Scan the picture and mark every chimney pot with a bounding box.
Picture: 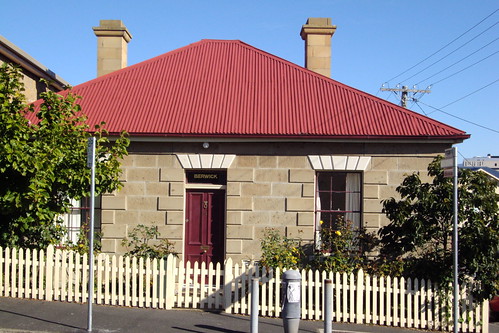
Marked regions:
[300,18,336,77]
[93,20,132,77]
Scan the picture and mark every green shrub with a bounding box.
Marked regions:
[121,224,178,260]
[365,256,405,277]
[259,219,378,274]
[259,228,303,270]
[309,217,377,273]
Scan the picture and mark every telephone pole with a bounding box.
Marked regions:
[380,85,431,108]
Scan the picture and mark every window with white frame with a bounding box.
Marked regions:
[61,197,101,245]
[315,172,362,243]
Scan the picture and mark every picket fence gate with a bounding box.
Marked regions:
[0,245,489,332]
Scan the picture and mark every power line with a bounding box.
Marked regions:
[437,78,499,110]
[458,150,472,164]
[416,39,498,86]
[417,99,499,134]
[428,50,498,86]
[414,100,428,115]
[400,20,498,83]
[385,9,498,83]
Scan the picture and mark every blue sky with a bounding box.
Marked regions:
[2,1,498,162]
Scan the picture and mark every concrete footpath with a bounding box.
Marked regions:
[0,297,495,333]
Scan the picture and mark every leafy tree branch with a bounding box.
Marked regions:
[379,156,499,302]
[0,63,129,248]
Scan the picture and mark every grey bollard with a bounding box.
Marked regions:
[251,277,259,333]
[281,270,301,333]
[324,279,332,333]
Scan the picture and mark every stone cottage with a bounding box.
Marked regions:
[49,19,469,264]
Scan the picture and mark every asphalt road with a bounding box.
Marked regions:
[0,297,496,333]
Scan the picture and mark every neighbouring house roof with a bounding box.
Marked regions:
[0,35,69,91]
[35,39,469,142]
[461,166,499,182]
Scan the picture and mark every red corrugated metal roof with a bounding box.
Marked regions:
[35,39,469,141]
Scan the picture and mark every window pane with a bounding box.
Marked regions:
[317,212,344,228]
[331,192,346,211]
[317,173,331,192]
[331,172,346,191]
[318,191,332,211]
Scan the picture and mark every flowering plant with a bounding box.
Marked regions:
[259,228,303,270]
[310,216,376,273]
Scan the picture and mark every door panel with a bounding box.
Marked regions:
[185,190,225,266]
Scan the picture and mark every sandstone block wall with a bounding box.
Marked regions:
[364,155,435,232]
[226,156,315,262]
[99,147,438,264]
[101,154,184,254]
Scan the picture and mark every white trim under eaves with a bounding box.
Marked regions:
[308,155,371,171]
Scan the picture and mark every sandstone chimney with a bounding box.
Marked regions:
[300,18,336,77]
[93,20,132,77]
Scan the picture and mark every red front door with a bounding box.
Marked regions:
[185,190,225,266]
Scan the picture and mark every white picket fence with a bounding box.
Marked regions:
[0,245,489,332]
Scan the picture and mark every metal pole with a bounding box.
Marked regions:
[87,137,96,332]
[324,279,332,333]
[452,146,459,333]
[251,277,259,333]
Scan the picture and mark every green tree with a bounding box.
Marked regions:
[0,63,129,249]
[379,156,499,302]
